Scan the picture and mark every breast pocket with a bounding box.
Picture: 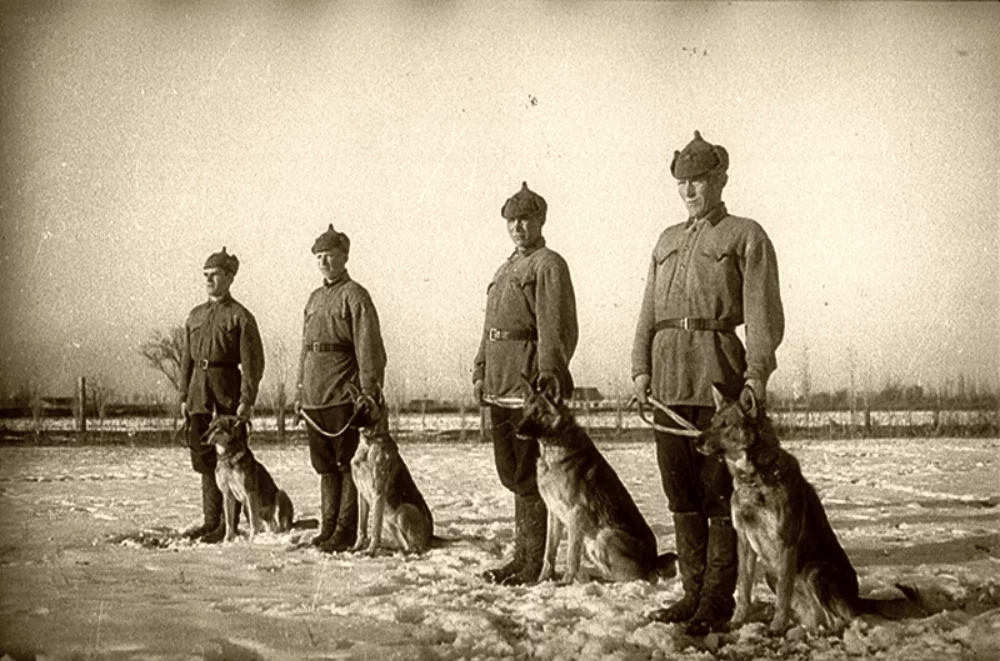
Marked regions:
[698,248,741,290]
[515,275,537,311]
[653,247,680,280]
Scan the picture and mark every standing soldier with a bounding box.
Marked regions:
[295,224,387,553]
[474,182,579,586]
[180,247,266,544]
[632,131,784,634]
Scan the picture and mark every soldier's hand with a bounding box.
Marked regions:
[740,378,767,411]
[292,399,303,426]
[633,375,651,405]
[180,401,189,419]
[236,402,253,420]
[537,371,562,400]
[473,379,485,406]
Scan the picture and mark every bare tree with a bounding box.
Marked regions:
[266,335,294,440]
[139,326,185,394]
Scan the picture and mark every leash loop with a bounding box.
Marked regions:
[631,395,703,438]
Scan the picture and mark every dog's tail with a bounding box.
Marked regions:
[855,583,929,620]
[649,551,679,583]
[276,490,295,533]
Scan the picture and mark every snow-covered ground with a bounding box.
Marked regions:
[1,437,998,660]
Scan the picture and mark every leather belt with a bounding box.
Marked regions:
[305,342,353,352]
[488,328,538,342]
[654,318,737,332]
[198,359,238,370]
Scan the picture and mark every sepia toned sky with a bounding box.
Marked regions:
[0,2,997,403]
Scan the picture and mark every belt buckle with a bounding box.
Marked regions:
[489,329,501,341]
[311,342,322,352]
[200,359,210,369]
[681,317,692,331]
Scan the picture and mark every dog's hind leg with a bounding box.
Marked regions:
[392,504,432,554]
[538,513,563,582]
[275,491,294,533]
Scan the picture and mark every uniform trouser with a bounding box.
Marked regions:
[188,412,229,474]
[305,404,360,475]
[488,406,541,497]
[654,406,733,518]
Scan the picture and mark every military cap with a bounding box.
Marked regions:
[670,130,729,180]
[203,246,239,275]
[501,182,547,221]
[311,224,351,255]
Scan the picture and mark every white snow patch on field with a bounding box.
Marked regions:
[0,438,998,660]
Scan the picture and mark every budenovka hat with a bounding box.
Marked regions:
[203,246,239,275]
[311,224,350,254]
[501,182,547,221]
[670,130,729,179]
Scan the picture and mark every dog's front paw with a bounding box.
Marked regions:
[350,537,368,553]
[537,564,556,582]
[731,605,750,626]
[767,615,790,637]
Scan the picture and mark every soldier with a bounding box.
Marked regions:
[632,131,784,634]
[179,247,266,544]
[295,224,387,553]
[474,182,579,586]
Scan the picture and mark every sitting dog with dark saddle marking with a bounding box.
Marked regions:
[350,400,434,556]
[204,415,294,543]
[517,377,677,584]
[696,385,927,634]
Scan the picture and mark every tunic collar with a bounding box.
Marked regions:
[686,202,728,230]
[511,236,546,259]
[323,270,350,288]
[207,292,233,305]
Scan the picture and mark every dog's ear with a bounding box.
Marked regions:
[711,384,727,411]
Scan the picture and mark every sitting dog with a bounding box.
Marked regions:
[517,377,677,584]
[204,415,294,543]
[350,402,434,556]
[696,385,925,633]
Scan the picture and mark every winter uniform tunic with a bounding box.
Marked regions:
[296,271,386,410]
[180,293,265,416]
[473,238,578,403]
[631,202,784,407]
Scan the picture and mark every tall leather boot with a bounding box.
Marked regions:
[649,512,708,623]
[311,473,341,547]
[503,494,547,586]
[482,496,526,584]
[184,473,222,539]
[321,470,358,553]
[685,517,738,636]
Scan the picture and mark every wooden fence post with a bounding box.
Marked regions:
[459,402,467,443]
[276,382,286,442]
[76,377,87,433]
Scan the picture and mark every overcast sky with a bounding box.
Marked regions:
[1,2,997,404]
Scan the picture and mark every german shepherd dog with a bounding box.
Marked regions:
[517,378,677,584]
[696,385,925,633]
[350,404,434,556]
[204,415,294,543]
